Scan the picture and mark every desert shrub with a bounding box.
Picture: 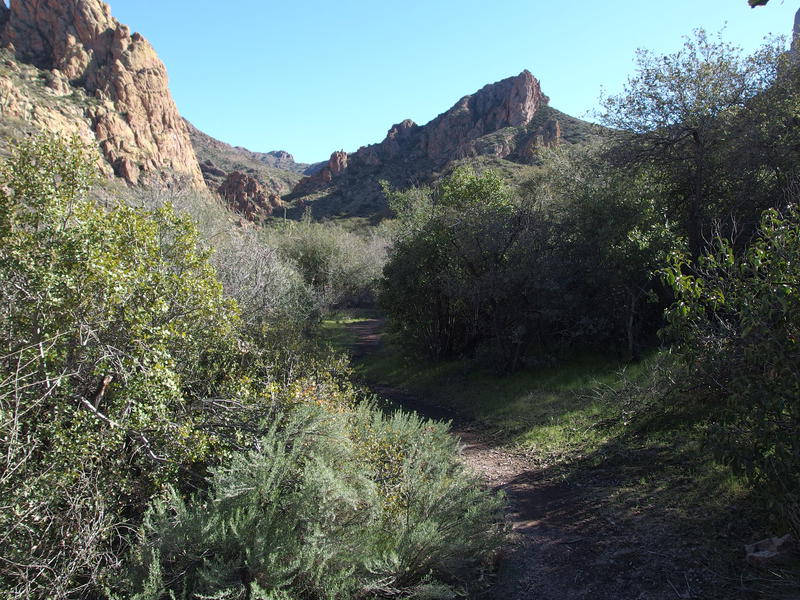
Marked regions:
[268,214,387,310]
[211,230,325,379]
[213,231,316,330]
[663,202,800,527]
[119,403,505,600]
[347,404,506,595]
[120,406,376,600]
[0,135,504,599]
[380,162,673,370]
[0,135,246,599]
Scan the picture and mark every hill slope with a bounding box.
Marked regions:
[185,119,321,195]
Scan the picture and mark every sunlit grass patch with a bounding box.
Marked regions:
[319,309,381,351]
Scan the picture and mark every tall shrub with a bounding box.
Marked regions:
[663,202,800,525]
[0,136,243,598]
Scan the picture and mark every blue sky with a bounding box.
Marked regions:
[106,0,798,164]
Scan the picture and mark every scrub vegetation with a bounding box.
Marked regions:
[2,18,800,600]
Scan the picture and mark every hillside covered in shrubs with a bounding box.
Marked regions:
[0,136,504,600]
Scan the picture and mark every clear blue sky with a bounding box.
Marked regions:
[106,0,798,164]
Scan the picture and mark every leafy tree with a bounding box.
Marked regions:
[663,201,800,524]
[382,167,539,367]
[381,161,674,369]
[529,144,677,359]
[601,31,784,256]
[0,135,245,598]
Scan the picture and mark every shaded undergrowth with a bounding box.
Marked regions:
[326,313,799,599]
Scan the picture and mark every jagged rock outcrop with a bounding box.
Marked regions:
[423,70,547,163]
[289,70,549,199]
[0,0,203,187]
[292,150,349,196]
[219,171,282,222]
[520,116,561,160]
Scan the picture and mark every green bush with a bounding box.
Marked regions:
[0,135,505,599]
[663,203,800,527]
[380,162,673,370]
[268,214,387,310]
[0,136,245,598]
[119,403,505,600]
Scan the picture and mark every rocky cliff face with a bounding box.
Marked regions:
[0,48,108,169]
[0,0,203,187]
[422,70,548,163]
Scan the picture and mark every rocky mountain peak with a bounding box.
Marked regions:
[287,70,550,201]
[0,0,203,187]
[472,69,545,128]
[387,119,418,141]
[424,69,548,163]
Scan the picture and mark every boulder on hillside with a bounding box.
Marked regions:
[219,171,282,223]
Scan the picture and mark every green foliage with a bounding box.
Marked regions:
[381,159,673,370]
[119,404,505,600]
[267,213,387,310]
[663,203,800,524]
[0,135,504,600]
[601,30,792,255]
[382,167,532,367]
[530,143,678,358]
[0,135,245,598]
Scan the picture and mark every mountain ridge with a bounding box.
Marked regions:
[0,0,598,223]
[285,71,599,219]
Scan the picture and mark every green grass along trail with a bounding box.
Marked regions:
[343,317,771,600]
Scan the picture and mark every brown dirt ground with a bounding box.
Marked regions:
[346,319,795,600]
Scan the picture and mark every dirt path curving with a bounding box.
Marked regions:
[346,319,761,600]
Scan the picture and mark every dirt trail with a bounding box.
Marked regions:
[346,319,760,600]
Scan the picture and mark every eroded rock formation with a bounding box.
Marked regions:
[219,171,282,222]
[0,0,203,187]
[423,70,548,163]
[292,150,349,196]
[520,116,561,160]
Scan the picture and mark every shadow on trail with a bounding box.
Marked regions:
[343,317,785,600]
